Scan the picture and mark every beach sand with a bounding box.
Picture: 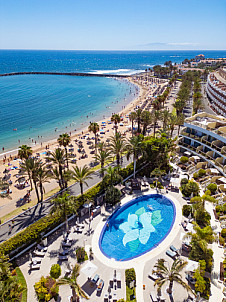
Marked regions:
[0,75,173,221]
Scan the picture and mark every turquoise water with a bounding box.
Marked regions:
[99,194,175,261]
[0,75,137,152]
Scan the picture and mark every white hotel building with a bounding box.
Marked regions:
[206,67,226,117]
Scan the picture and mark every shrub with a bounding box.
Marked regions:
[193,172,199,179]
[182,205,193,217]
[190,196,202,204]
[50,264,61,279]
[34,276,59,302]
[219,236,225,246]
[76,247,88,263]
[204,190,211,196]
[181,180,200,197]
[198,169,206,177]
[195,208,211,227]
[105,187,121,205]
[125,268,136,287]
[206,183,217,195]
[221,229,226,238]
[180,178,188,186]
[180,156,189,164]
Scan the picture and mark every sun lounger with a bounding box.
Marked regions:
[33,250,45,257]
[31,258,41,264]
[62,241,72,248]
[75,222,85,228]
[150,290,158,302]
[104,293,108,302]
[97,279,104,291]
[37,244,48,252]
[166,249,177,259]
[73,227,83,233]
[91,274,99,283]
[112,293,117,302]
[59,249,69,256]
[170,245,179,254]
[30,262,41,270]
[59,255,68,261]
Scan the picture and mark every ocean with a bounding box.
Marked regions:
[0,50,226,153]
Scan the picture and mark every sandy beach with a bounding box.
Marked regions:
[0,75,172,221]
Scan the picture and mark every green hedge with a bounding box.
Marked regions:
[0,214,61,256]
[0,159,144,257]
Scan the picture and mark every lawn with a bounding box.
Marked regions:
[126,285,136,302]
[15,267,27,302]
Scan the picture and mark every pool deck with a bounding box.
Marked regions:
[18,188,192,302]
[92,189,183,302]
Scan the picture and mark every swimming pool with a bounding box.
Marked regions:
[99,194,176,261]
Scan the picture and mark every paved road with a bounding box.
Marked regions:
[0,156,133,243]
[201,82,216,115]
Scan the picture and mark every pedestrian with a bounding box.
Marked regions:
[8,223,12,233]
[12,219,15,228]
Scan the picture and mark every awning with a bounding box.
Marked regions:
[209,168,219,174]
[218,177,226,184]
[81,261,97,278]
[184,151,191,156]
[185,260,199,272]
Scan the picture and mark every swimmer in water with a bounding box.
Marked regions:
[147,205,153,211]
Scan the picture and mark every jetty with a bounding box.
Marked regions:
[0,71,129,78]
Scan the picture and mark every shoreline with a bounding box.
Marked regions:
[0,76,142,162]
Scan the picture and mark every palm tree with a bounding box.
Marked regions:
[135,109,142,133]
[57,133,71,168]
[151,110,161,137]
[109,132,126,167]
[126,135,144,178]
[94,142,112,178]
[168,113,178,138]
[50,192,76,233]
[57,264,88,302]
[141,110,151,135]
[161,110,170,132]
[18,145,32,160]
[36,164,51,202]
[153,258,192,295]
[20,158,33,190]
[129,111,137,136]
[176,113,185,135]
[88,122,100,154]
[47,148,66,190]
[71,165,93,196]
[111,114,121,134]
[0,178,10,199]
[173,98,185,115]
[150,168,164,190]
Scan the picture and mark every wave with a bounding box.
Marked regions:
[89,69,142,76]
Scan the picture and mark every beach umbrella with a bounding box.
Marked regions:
[81,261,98,278]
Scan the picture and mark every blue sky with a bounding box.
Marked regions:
[1,0,226,50]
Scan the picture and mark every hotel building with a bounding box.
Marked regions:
[178,113,226,177]
[206,67,226,117]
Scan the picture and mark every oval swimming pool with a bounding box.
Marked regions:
[99,194,176,261]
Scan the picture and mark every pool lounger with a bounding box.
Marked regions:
[166,249,177,258]
[150,290,158,302]
[170,245,178,253]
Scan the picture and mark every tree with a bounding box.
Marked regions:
[150,168,164,189]
[151,110,161,137]
[47,148,66,190]
[135,109,142,133]
[57,264,88,302]
[51,192,76,233]
[58,133,71,168]
[71,165,93,196]
[111,114,121,134]
[0,255,25,301]
[104,166,122,205]
[18,145,32,160]
[94,142,111,178]
[173,98,185,115]
[153,258,192,295]
[141,110,151,135]
[129,111,137,136]
[126,135,144,178]
[109,132,126,167]
[168,113,178,138]
[0,178,11,199]
[36,163,51,202]
[177,113,185,135]
[20,158,33,190]
[161,109,170,132]
[88,122,100,154]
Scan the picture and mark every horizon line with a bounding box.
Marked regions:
[0,49,226,52]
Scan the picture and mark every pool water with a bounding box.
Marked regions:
[99,194,175,261]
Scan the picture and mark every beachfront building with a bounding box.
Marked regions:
[178,112,226,177]
[206,67,226,117]
[195,54,205,62]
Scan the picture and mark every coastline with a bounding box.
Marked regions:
[0,76,142,162]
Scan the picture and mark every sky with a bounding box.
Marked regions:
[1,0,226,50]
